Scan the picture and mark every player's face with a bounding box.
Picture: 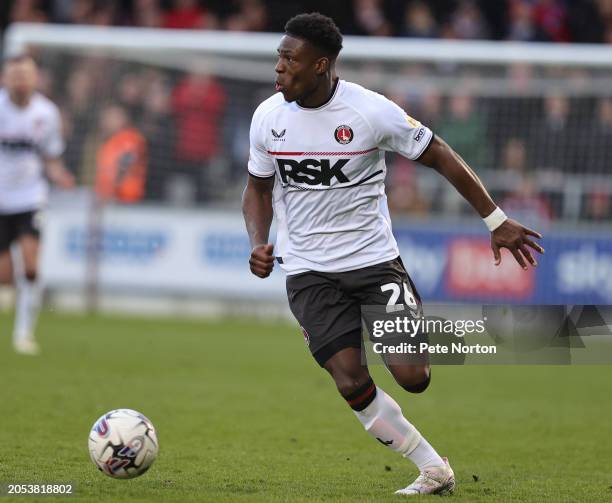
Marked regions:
[275,35,322,103]
[3,58,38,100]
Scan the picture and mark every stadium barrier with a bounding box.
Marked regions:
[41,203,612,306]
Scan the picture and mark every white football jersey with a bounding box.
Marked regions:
[248,80,433,275]
[0,89,64,214]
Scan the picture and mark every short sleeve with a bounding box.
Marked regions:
[247,107,275,178]
[367,93,433,160]
[40,105,65,159]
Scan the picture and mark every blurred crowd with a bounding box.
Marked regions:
[2,0,611,224]
[385,90,612,225]
[33,50,611,224]
[2,0,612,43]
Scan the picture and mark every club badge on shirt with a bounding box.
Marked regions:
[334,125,353,144]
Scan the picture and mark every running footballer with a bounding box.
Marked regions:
[0,55,74,355]
[242,13,543,496]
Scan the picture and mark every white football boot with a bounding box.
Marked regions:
[395,457,455,496]
[13,336,40,356]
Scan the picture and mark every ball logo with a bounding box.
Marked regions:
[119,437,144,458]
[334,125,353,144]
[95,418,110,437]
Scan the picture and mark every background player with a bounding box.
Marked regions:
[0,54,74,355]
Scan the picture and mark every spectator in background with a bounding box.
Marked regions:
[595,0,612,41]
[488,63,539,161]
[498,139,554,226]
[95,104,147,203]
[64,0,96,24]
[495,137,537,206]
[603,21,612,43]
[583,97,612,174]
[171,68,226,202]
[399,1,438,38]
[566,0,605,43]
[450,0,489,39]
[117,72,145,123]
[130,0,163,28]
[49,0,73,23]
[162,0,218,29]
[90,1,121,26]
[506,0,537,41]
[502,175,553,227]
[437,94,488,168]
[533,0,570,42]
[10,0,48,23]
[386,158,431,216]
[500,137,528,177]
[139,70,175,201]
[224,0,267,31]
[506,0,570,42]
[584,190,611,221]
[417,92,442,131]
[54,0,122,25]
[531,94,575,172]
[60,64,96,179]
[352,0,392,36]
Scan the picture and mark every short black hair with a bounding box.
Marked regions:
[285,13,343,60]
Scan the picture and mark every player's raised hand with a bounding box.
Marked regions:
[491,219,544,270]
[249,243,275,278]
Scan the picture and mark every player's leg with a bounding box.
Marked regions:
[383,355,431,392]
[0,248,15,324]
[0,214,15,284]
[287,271,416,450]
[0,250,13,284]
[320,340,453,496]
[366,261,432,393]
[320,344,426,460]
[12,212,42,354]
[345,259,454,495]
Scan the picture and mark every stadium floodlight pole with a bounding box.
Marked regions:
[5,23,612,68]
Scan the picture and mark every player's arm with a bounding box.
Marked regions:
[45,157,75,189]
[42,105,75,190]
[418,135,544,269]
[242,175,275,278]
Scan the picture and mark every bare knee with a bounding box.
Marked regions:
[330,365,371,397]
[24,269,37,282]
[323,347,372,398]
[390,365,431,394]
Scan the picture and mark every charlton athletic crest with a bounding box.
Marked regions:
[334,125,353,144]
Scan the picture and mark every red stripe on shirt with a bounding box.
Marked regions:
[266,147,378,156]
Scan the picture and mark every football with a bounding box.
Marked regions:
[88,409,159,479]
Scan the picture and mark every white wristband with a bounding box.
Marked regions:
[483,207,507,232]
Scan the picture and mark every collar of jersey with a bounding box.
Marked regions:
[295,79,341,111]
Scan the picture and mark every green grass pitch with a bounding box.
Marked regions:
[0,311,611,502]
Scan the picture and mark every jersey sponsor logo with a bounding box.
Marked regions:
[334,125,353,144]
[0,137,36,152]
[276,158,350,186]
[271,128,286,141]
[414,128,425,143]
